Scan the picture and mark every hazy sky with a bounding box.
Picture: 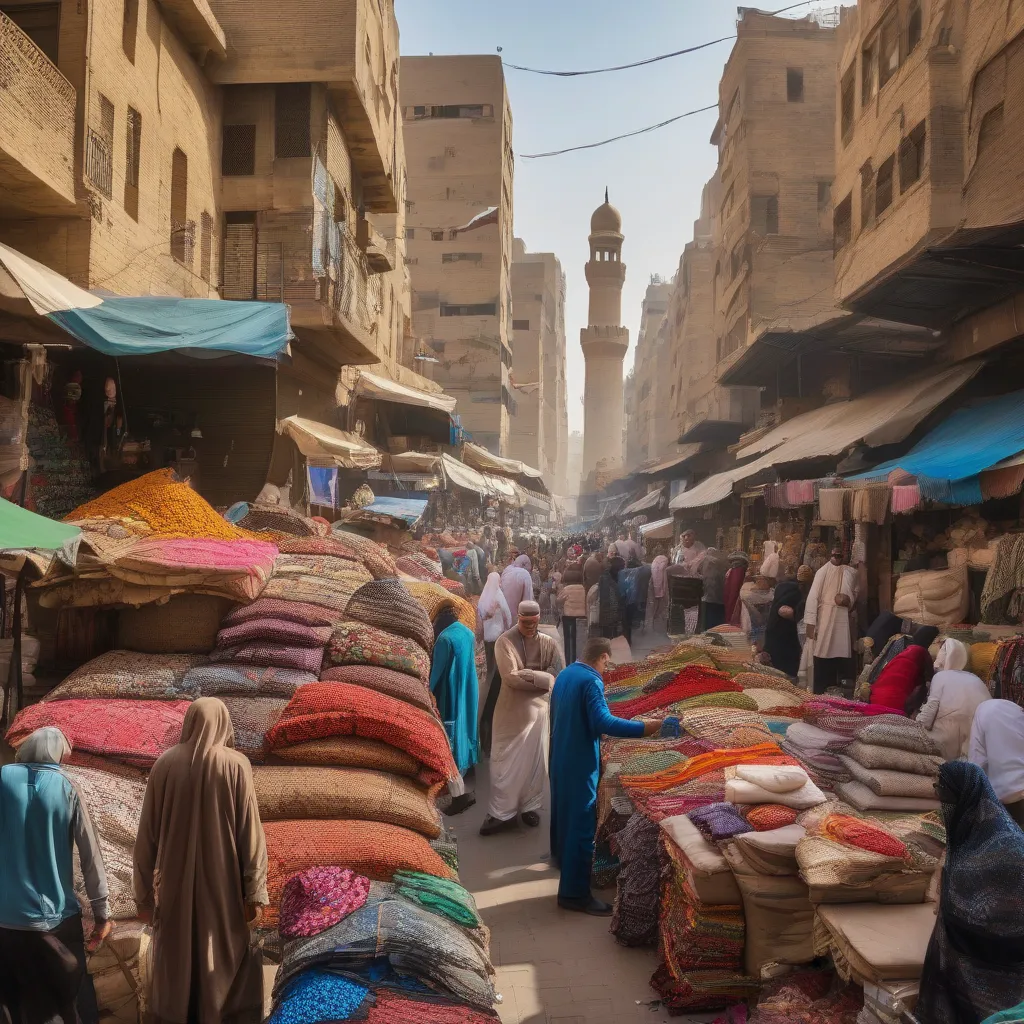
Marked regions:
[395,0,827,432]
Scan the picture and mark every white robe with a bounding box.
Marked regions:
[488,627,565,821]
[803,562,858,660]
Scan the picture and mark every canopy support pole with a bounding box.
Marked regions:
[2,567,25,728]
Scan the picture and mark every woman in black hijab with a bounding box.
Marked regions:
[763,577,805,677]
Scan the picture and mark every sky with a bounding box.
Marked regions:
[395,0,833,432]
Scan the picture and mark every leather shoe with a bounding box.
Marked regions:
[479,814,516,836]
[444,793,476,817]
[521,811,541,827]
[558,896,613,916]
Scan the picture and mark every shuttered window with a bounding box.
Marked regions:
[223,214,256,300]
[275,84,311,158]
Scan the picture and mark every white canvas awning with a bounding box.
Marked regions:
[354,370,457,414]
[440,453,491,496]
[621,488,664,516]
[278,416,382,471]
[639,517,675,540]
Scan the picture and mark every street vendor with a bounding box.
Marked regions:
[803,544,859,694]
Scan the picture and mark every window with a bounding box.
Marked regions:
[404,104,494,120]
[274,83,311,158]
[122,0,138,61]
[200,211,212,283]
[834,193,853,252]
[170,147,190,265]
[86,94,114,198]
[441,252,483,264]
[430,230,443,242]
[405,227,415,239]
[124,106,142,220]
[875,154,895,215]
[879,9,900,89]
[751,195,778,235]
[4,3,59,63]
[222,124,256,176]
[862,40,878,107]
[512,319,530,331]
[223,212,257,300]
[448,228,458,240]
[860,161,874,229]
[899,119,926,190]
[787,67,804,102]
[840,64,856,143]
[907,1,922,54]
[440,303,497,317]
[817,180,832,212]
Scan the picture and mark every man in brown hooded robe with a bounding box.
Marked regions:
[133,698,268,1024]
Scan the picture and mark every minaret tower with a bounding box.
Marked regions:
[580,189,628,493]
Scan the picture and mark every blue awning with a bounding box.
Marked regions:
[49,297,291,358]
[360,496,429,525]
[849,389,1024,503]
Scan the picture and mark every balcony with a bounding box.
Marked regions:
[0,10,77,217]
[356,217,396,274]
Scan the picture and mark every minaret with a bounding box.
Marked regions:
[580,189,628,493]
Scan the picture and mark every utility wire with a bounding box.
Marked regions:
[520,104,718,159]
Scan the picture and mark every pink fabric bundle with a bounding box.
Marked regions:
[210,643,324,673]
[217,618,331,649]
[7,699,189,767]
[222,598,340,629]
[279,867,371,938]
[118,537,279,572]
[786,479,816,505]
[890,484,922,513]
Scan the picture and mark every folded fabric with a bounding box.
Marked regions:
[266,682,459,783]
[742,689,805,713]
[725,774,826,810]
[843,740,943,776]
[222,597,341,629]
[836,780,941,812]
[217,618,331,649]
[786,721,851,751]
[319,664,435,714]
[260,575,364,613]
[658,815,731,876]
[852,715,941,755]
[392,870,483,929]
[41,651,204,702]
[796,834,909,888]
[276,536,364,563]
[210,642,324,674]
[735,764,809,794]
[181,664,315,699]
[328,528,399,579]
[687,802,753,842]
[252,766,441,838]
[326,622,430,681]
[819,814,910,861]
[278,867,371,939]
[403,581,477,631]
[344,578,435,654]
[269,736,421,777]
[269,968,370,1024]
[219,696,288,762]
[836,756,939,799]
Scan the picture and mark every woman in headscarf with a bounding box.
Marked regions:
[917,761,1024,1024]
[500,553,534,618]
[430,606,479,814]
[869,625,939,713]
[588,556,623,639]
[763,572,805,677]
[724,550,749,626]
[133,698,268,1024]
[0,728,111,1024]
[477,571,513,756]
[646,547,670,631]
[970,699,1024,826]
[739,554,779,650]
[699,547,728,629]
[915,638,992,760]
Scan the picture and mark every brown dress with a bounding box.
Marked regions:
[134,698,268,1024]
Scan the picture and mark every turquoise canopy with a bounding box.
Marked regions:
[0,498,81,564]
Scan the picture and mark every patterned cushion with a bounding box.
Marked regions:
[42,651,205,702]
[276,537,363,562]
[326,622,429,681]
[222,598,340,629]
[182,664,315,699]
[219,696,289,762]
[269,736,420,777]
[330,528,398,579]
[319,664,436,714]
[217,618,331,649]
[344,578,435,654]
[209,643,324,674]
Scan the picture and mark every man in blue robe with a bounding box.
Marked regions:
[430,607,479,816]
[549,637,663,915]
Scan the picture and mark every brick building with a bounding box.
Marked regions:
[400,55,515,456]
[624,278,671,470]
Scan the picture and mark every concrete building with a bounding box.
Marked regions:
[833,1,1024,366]
[707,10,839,406]
[580,192,628,494]
[509,239,567,490]
[400,54,515,455]
[625,278,671,470]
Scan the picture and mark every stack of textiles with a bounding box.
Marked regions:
[833,716,942,813]
[679,707,781,749]
[743,969,865,1024]
[781,721,854,788]
[705,624,751,649]
[800,696,902,736]
[724,764,827,811]
[651,817,757,1014]
[610,813,662,947]
[25,401,95,518]
[611,666,740,718]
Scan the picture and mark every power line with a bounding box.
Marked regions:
[519,104,718,160]
[503,36,735,77]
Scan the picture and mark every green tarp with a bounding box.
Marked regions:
[0,497,81,564]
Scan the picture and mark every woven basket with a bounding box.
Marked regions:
[319,664,436,714]
[252,765,441,837]
[116,595,232,654]
[269,736,420,777]
[345,578,435,654]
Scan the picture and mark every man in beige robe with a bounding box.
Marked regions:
[134,698,268,1024]
[480,600,565,835]
[803,545,859,695]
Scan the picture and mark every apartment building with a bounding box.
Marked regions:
[400,55,515,456]
[508,240,567,489]
[709,11,839,391]
[625,279,671,470]
[833,1,1024,363]
[0,0,225,299]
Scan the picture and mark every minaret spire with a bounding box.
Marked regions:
[605,186,609,204]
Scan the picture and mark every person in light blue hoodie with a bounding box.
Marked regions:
[0,726,111,1024]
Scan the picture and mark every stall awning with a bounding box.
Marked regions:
[0,243,291,358]
[441,453,491,496]
[671,361,982,511]
[278,416,383,470]
[461,441,547,491]
[621,488,664,516]
[485,474,520,504]
[848,388,1024,504]
[515,483,552,513]
[353,370,457,414]
[0,497,81,570]
[636,445,704,476]
[639,517,675,540]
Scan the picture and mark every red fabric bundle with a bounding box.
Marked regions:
[366,992,500,1022]
[611,666,740,719]
[266,682,458,782]
[742,803,799,831]
[820,814,911,860]
[319,664,436,714]
[869,646,931,712]
[222,598,339,629]
[7,699,189,767]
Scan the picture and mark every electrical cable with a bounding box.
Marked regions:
[519,104,718,159]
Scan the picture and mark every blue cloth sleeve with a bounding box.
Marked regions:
[584,679,645,739]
